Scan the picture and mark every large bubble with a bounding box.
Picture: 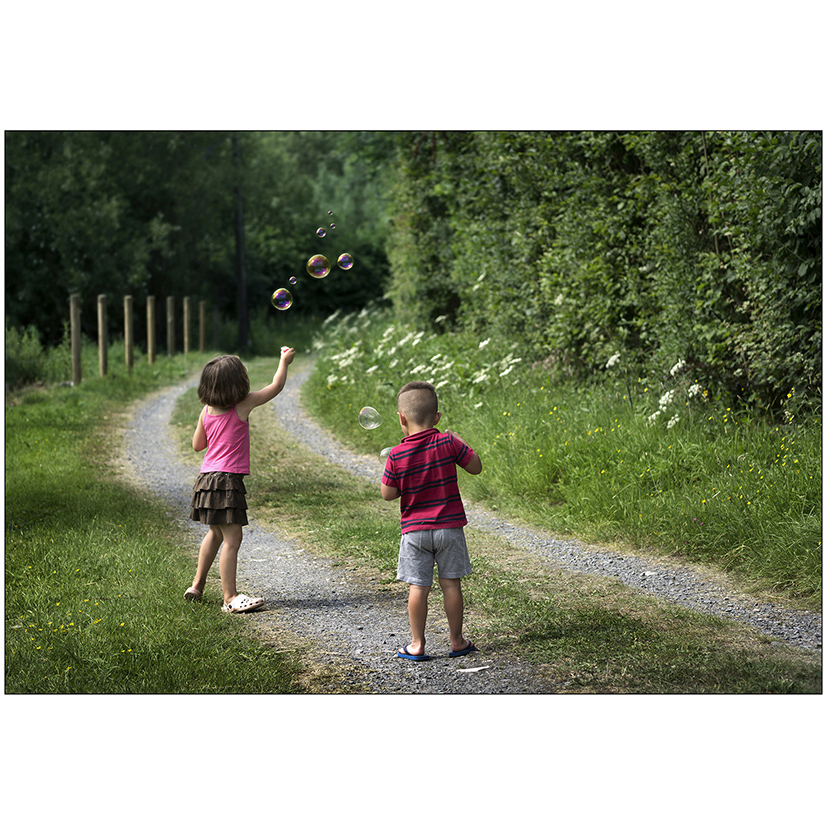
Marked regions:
[358,406,382,429]
[380,446,393,460]
[306,254,331,279]
[271,288,293,310]
[337,252,354,270]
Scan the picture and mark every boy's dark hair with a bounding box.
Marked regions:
[198,355,250,408]
[398,380,438,426]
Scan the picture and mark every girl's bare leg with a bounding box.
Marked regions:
[217,523,243,605]
[191,526,222,593]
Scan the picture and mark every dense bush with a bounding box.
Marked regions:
[5,323,72,389]
[386,131,822,413]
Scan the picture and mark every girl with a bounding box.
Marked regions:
[185,346,295,612]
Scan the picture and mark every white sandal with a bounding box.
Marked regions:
[221,593,264,613]
[184,587,202,601]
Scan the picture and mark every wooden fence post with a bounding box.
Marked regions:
[70,294,82,386]
[167,296,175,356]
[199,300,206,353]
[124,295,134,371]
[147,296,156,365]
[97,294,108,377]
[183,296,192,355]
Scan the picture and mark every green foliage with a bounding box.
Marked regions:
[5,131,394,351]
[385,131,822,412]
[5,322,72,389]
[305,306,822,605]
[4,353,303,694]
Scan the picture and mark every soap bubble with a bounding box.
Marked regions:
[289,276,297,284]
[330,223,336,230]
[316,227,326,238]
[358,406,382,429]
[306,254,331,278]
[271,288,293,310]
[380,446,393,460]
[328,210,334,215]
[337,252,354,270]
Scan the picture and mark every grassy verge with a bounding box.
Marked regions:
[166,358,822,693]
[303,305,822,608]
[4,349,305,694]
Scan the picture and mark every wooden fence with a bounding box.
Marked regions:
[69,294,209,385]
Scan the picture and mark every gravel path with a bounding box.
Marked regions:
[122,364,821,694]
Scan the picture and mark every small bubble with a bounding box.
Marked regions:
[306,255,331,279]
[330,223,336,230]
[316,227,326,238]
[289,276,297,284]
[271,288,293,310]
[328,210,334,215]
[358,407,382,429]
[337,252,354,270]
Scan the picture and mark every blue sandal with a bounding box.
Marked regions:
[449,642,478,658]
[397,646,430,661]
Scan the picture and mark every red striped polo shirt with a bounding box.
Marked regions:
[382,428,476,534]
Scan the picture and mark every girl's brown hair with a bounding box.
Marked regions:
[197,355,250,408]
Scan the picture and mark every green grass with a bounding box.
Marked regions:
[5,347,305,694]
[304,305,822,607]
[164,358,822,693]
[6,313,822,694]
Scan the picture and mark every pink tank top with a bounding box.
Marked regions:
[200,406,250,475]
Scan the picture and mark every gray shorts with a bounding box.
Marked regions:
[396,528,472,588]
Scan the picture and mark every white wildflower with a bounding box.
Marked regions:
[499,365,514,377]
[435,379,450,389]
[670,359,687,377]
[365,365,378,374]
[479,338,490,350]
[667,414,680,429]
[412,364,427,373]
[388,359,399,369]
[554,293,564,306]
[687,383,702,398]
[474,401,484,408]
[434,315,447,324]
[606,352,621,369]
[658,390,675,409]
[648,410,662,422]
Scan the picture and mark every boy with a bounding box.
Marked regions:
[381,380,483,661]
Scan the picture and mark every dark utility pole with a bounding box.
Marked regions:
[232,133,250,350]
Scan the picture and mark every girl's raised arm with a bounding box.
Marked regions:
[238,347,296,417]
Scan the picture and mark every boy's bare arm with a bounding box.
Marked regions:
[445,429,483,475]
[463,453,483,475]
[381,483,400,501]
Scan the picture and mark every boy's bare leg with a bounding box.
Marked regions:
[439,577,472,652]
[405,585,430,655]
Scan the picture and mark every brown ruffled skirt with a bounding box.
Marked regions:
[190,471,248,526]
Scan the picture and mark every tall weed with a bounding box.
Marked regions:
[304,306,822,604]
